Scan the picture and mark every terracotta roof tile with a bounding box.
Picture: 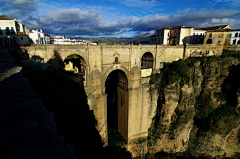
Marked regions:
[18,32,27,36]
[0,15,13,20]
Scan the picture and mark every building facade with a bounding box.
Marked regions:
[150,25,237,46]
[0,15,19,45]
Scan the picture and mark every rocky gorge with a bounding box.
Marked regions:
[146,50,240,158]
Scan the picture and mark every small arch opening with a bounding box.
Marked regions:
[141,52,153,69]
[64,54,86,75]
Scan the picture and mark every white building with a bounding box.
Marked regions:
[191,29,206,44]
[0,15,19,45]
[18,32,30,46]
[157,27,171,45]
[150,25,234,45]
[29,29,51,44]
[150,26,194,45]
[230,30,240,45]
[169,26,194,45]
[51,36,70,44]
[51,36,97,45]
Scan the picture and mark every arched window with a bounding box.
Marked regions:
[141,52,153,69]
[235,33,238,37]
[115,57,118,63]
[206,39,212,44]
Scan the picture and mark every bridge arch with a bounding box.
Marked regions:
[61,52,87,65]
[141,52,154,69]
[104,65,130,85]
[105,69,129,144]
[64,54,86,74]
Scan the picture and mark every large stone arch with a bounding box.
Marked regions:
[105,68,129,142]
[61,51,88,66]
[103,65,130,86]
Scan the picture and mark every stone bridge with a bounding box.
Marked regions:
[21,44,224,155]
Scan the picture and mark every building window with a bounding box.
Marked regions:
[218,41,220,44]
[238,40,240,44]
[239,33,240,37]
[235,33,238,37]
[161,33,163,36]
[115,57,118,63]
[209,33,212,37]
[21,37,23,40]
[229,34,231,37]
[158,33,159,36]
[206,39,212,44]
[233,39,236,44]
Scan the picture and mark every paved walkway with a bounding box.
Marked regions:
[0,45,76,159]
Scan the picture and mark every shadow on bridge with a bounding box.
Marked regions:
[19,50,132,159]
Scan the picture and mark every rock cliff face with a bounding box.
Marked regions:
[148,51,240,158]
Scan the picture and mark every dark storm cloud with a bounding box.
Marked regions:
[0,0,40,18]
[19,8,240,37]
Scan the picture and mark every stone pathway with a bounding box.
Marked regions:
[0,45,76,159]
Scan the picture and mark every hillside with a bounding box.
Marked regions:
[73,36,150,45]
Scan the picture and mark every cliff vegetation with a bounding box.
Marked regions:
[147,50,240,158]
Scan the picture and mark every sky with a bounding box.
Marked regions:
[0,0,240,38]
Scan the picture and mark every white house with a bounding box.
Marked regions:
[169,26,194,45]
[230,30,240,45]
[29,29,51,44]
[150,26,194,45]
[51,36,97,45]
[0,15,19,45]
[191,29,206,44]
[150,25,234,45]
[18,32,30,46]
[51,36,70,44]
[156,27,171,45]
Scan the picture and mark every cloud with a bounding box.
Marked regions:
[0,0,40,18]
[16,8,240,37]
[215,0,240,8]
[121,0,158,8]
